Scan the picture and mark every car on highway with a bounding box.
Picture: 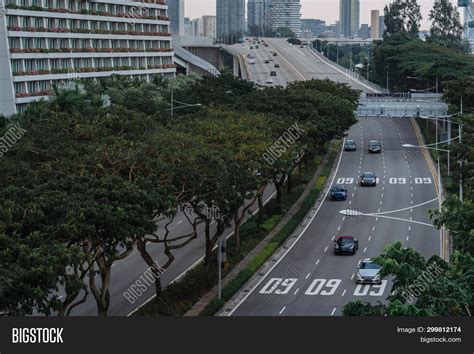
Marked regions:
[264,44,269,47]
[249,46,254,49]
[255,45,260,49]
[265,59,270,64]
[368,140,382,153]
[334,236,359,255]
[269,49,274,53]
[357,258,382,284]
[270,71,277,76]
[329,185,348,201]
[274,63,280,68]
[273,52,278,56]
[266,77,274,84]
[360,172,377,186]
[344,139,356,151]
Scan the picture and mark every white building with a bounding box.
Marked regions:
[370,9,380,39]
[0,0,176,116]
[202,15,216,39]
[268,0,302,37]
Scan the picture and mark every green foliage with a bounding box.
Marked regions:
[383,0,422,37]
[260,215,283,232]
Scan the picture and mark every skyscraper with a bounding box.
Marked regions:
[247,0,269,34]
[371,10,380,38]
[379,16,386,38]
[268,0,302,37]
[168,0,185,36]
[202,16,217,39]
[339,0,359,37]
[216,0,245,37]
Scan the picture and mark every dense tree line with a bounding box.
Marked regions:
[0,73,358,316]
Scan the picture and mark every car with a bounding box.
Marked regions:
[300,44,304,48]
[266,77,273,84]
[269,49,274,53]
[265,59,270,64]
[270,71,277,76]
[334,236,359,255]
[273,52,278,56]
[249,46,254,49]
[329,185,348,201]
[274,63,280,68]
[368,140,382,153]
[255,45,260,49]
[264,44,269,47]
[360,172,377,186]
[357,258,381,284]
[344,139,356,151]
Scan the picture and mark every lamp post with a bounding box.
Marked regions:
[406,76,439,94]
[168,87,202,116]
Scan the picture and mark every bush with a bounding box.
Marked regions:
[260,214,283,232]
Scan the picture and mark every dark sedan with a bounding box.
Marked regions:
[329,185,348,201]
[334,236,359,255]
[368,140,382,153]
[360,172,377,186]
[344,139,356,151]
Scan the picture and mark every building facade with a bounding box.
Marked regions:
[268,0,301,37]
[216,0,245,37]
[379,16,385,38]
[168,0,184,36]
[0,0,175,116]
[464,5,474,52]
[339,0,359,37]
[370,9,379,38]
[202,15,216,39]
[359,23,369,39]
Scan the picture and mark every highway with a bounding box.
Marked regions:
[225,38,441,316]
[73,38,440,316]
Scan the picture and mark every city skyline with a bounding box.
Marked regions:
[185,0,460,29]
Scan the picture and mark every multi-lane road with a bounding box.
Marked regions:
[225,38,441,316]
[72,38,440,316]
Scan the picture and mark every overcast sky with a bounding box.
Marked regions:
[185,0,461,30]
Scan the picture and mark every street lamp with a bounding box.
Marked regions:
[167,87,202,116]
[406,76,439,94]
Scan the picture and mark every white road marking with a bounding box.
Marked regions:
[279,306,286,315]
[331,307,337,316]
[337,226,341,231]
[406,236,410,241]
[357,259,361,266]
[349,201,352,205]
[363,247,367,253]
[294,288,300,295]
[368,236,372,241]
[351,273,355,280]
[331,235,335,240]
[176,220,183,225]
[316,259,320,265]
[408,226,411,231]
[372,226,375,231]
[306,273,311,279]
[342,289,347,297]
[324,246,328,252]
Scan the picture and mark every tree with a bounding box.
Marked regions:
[428,0,469,53]
[383,0,422,37]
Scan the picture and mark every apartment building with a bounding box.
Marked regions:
[0,0,176,116]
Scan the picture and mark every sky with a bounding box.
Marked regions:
[185,0,461,30]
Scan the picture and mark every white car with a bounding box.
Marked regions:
[356,258,382,284]
[266,77,273,84]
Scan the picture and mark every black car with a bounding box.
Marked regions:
[344,139,356,151]
[360,172,377,186]
[274,63,280,68]
[270,71,277,76]
[329,185,348,201]
[368,140,382,153]
[334,236,359,255]
[265,59,270,64]
[273,52,278,56]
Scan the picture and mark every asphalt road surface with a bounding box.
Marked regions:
[72,38,439,316]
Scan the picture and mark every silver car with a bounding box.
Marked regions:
[356,258,381,284]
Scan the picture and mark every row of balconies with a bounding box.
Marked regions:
[13,63,177,76]
[7,25,171,36]
[9,47,174,53]
[5,4,169,21]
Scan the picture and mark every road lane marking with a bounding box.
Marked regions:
[316,259,320,265]
[294,288,300,295]
[306,273,311,279]
[176,220,183,225]
[331,307,337,316]
[368,236,371,241]
[324,247,328,252]
[363,247,367,253]
[279,306,286,315]
[342,289,347,297]
[351,274,355,280]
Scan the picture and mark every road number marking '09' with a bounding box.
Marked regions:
[304,279,342,296]
[389,177,406,184]
[337,178,354,184]
[414,177,432,184]
[353,280,387,296]
[259,278,297,295]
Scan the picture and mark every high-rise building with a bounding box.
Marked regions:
[339,0,359,37]
[184,17,193,36]
[359,24,370,39]
[463,5,474,52]
[0,0,175,116]
[268,0,302,37]
[168,0,184,36]
[379,16,386,38]
[191,18,203,37]
[370,10,380,38]
[247,0,270,35]
[202,16,217,39]
[301,19,326,38]
[216,0,245,37]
